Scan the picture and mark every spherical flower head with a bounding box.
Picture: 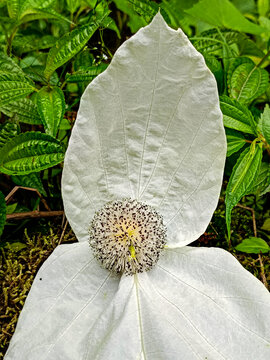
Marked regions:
[89,199,166,275]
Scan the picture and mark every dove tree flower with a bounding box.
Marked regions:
[5,13,270,360]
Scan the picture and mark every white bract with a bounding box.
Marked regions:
[5,13,270,360]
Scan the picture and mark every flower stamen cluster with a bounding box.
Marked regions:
[89,199,166,275]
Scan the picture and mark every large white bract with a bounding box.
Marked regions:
[5,13,270,360]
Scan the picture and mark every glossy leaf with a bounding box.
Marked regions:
[186,0,265,35]
[37,86,65,137]
[11,173,46,196]
[0,73,36,105]
[220,95,257,135]
[0,132,65,175]
[229,62,269,105]
[226,142,263,236]
[0,122,20,148]
[0,191,6,237]
[0,98,42,125]
[226,128,246,157]
[235,237,270,254]
[248,162,270,196]
[0,52,24,74]
[192,29,265,58]
[129,0,170,24]
[65,64,108,82]
[44,12,109,80]
[261,104,270,144]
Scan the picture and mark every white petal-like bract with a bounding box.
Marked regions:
[62,13,226,246]
[5,245,270,359]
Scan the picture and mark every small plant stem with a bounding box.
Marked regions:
[59,217,69,245]
[237,203,268,289]
[6,210,64,220]
[257,48,270,68]
[7,26,18,56]
[237,204,257,236]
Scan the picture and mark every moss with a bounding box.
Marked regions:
[0,228,76,359]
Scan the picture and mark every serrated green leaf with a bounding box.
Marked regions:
[44,11,109,80]
[65,64,108,82]
[37,86,65,137]
[220,95,257,135]
[0,132,65,175]
[258,0,269,17]
[248,161,270,196]
[0,122,20,148]
[229,62,269,105]
[13,34,56,54]
[0,73,36,105]
[192,30,265,58]
[20,7,73,25]
[226,128,246,157]
[0,190,6,236]
[0,52,24,74]
[7,0,21,19]
[227,57,254,91]
[0,98,42,125]
[128,0,170,24]
[235,237,270,254]
[11,172,46,196]
[225,142,263,237]
[66,0,80,13]
[261,104,270,144]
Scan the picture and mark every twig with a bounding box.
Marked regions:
[237,204,257,236]
[59,218,69,245]
[237,203,268,289]
[5,186,51,211]
[6,211,64,220]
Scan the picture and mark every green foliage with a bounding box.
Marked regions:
[44,11,109,80]
[0,72,36,105]
[36,86,65,137]
[225,142,263,237]
[0,132,65,175]
[228,61,269,105]
[0,122,19,148]
[235,237,270,254]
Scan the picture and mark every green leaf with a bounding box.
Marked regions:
[225,142,263,236]
[248,161,270,196]
[220,95,257,135]
[186,0,265,35]
[235,237,270,254]
[59,117,71,130]
[229,62,269,105]
[11,172,46,196]
[0,190,6,237]
[65,64,108,82]
[44,11,109,80]
[0,73,36,105]
[192,30,265,58]
[0,132,65,175]
[13,34,56,54]
[262,218,270,231]
[261,104,270,144]
[0,98,42,125]
[6,202,17,215]
[37,86,65,137]
[258,0,269,17]
[128,0,170,24]
[226,128,246,157]
[0,52,24,74]
[0,122,20,148]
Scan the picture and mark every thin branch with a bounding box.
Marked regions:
[5,186,51,211]
[59,218,69,245]
[6,210,64,220]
